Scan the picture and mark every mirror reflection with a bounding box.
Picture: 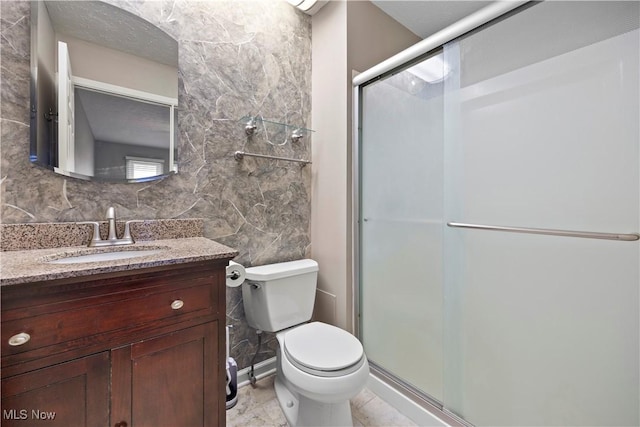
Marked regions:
[30,1,179,182]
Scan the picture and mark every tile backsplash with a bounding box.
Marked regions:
[0,0,312,369]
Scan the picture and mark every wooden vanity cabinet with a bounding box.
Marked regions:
[1,259,230,427]
[111,322,218,427]
[1,352,110,426]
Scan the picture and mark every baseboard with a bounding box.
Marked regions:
[236,357,277,388]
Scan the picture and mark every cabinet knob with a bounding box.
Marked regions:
[114,422,128,427]
[8,332,31,346]
[170,299,184,310]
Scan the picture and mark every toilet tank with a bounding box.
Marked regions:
[241,259,319,332]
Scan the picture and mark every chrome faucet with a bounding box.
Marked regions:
[79,207,141,247]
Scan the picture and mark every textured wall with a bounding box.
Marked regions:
[0,0,312,369]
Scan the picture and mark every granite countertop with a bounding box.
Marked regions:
[0,237,239,287]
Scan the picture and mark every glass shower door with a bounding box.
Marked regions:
[359,52,446,401]
[442,2,639,425]
[358,1,640,426]
[359,2,639,425]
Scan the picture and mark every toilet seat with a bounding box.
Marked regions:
[283,322,365,378]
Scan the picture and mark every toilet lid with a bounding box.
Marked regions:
[283,322,364,374]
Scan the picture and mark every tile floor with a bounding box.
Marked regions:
[226,375,417,427]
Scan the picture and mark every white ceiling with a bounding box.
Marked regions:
[370,1,492,39]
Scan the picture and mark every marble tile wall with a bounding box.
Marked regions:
[0,0,312,369]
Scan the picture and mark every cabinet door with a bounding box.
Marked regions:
[1,352,109,426]
[111,322,220,427]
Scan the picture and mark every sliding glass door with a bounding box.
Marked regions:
[360,51,446,401]
[358,2,639,425]
[442,2,639,424]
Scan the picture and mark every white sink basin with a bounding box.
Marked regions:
[48,249,163,264]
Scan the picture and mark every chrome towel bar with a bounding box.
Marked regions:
[234,151,311,165]
[447,222,639,242]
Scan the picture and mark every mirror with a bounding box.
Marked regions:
[30,1,179,182]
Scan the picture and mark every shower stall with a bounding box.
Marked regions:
[354,2,639,425]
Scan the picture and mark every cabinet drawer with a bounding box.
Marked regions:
[2,284,213,357]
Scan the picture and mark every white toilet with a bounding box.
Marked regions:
[241,259,369,427]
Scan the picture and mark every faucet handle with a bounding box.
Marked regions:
[106,206,116,219]
[105,207,118,241]
[77,221,101,247]
[122,220,144,244]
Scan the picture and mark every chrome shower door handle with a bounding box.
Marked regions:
[447,222,640,241]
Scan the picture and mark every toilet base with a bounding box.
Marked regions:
[274,375,354,427]
[274,375,299,425]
